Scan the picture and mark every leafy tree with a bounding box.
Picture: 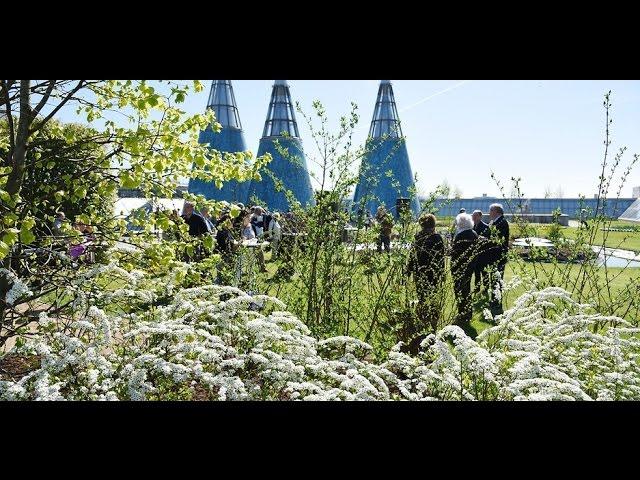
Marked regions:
[0,80,269,345]
[1,119,118,234]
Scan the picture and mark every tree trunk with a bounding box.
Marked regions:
[6,80,32,196]
[1,80,32,327]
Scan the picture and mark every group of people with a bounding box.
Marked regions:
[408,203,510,333]
[180,199,510,332]
[179,201,286,276]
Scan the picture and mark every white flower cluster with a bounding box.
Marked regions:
[492,270,505,302]
[72,261,143,288]
[1,268,33,306]
[2,278,640,401]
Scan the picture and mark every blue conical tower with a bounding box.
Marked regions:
[247,80,314,212]
[188,80,250,203]
[353,80,421,218]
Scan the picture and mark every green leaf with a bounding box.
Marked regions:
[121,172,138,189]
[3,212,18,226]
[0,240,9,259]
[74,186,88,199]
[20,228,36,245]
[20,218,37,245]
[76,214,90,225]
[2,228,20,246]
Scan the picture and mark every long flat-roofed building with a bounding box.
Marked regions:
[430,197,636,219]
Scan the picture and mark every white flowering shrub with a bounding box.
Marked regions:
[2,266,640,401]
[384,287,640,400]
[1,268,33,306]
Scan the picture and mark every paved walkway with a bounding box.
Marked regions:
[591,245,640,261]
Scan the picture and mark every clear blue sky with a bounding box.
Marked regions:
[59,80,640,198]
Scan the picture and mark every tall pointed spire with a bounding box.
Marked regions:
[262,80,300,138]
[188,80,250,204]
[352,80,420,218]
[369,80,403,138]
[206,80,242,130]
[247,80,314,212]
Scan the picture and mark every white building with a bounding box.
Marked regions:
[633,186,640,198]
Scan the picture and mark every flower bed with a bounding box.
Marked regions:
[2,277,639,401]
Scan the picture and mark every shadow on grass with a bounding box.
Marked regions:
[459,321,479,339]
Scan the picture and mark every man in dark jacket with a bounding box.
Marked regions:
[201,207,216,234]
[181,202,210,262]
[487,203,510,315]
[451,213,480,326]
[408,214,446,338]
[472,209,490,294]
[214,213,235,256]
[472,210,489,237]
[182,202,210,237]
[214,212,238,284]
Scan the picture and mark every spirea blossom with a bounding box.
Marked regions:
[2,275,640,401]
[1,268,33,306]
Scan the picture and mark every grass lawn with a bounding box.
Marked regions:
[561,227,640,253]
[467,260,640,337]
[259,244,640,342]
[58,236,639,347]
[513,220,640,253]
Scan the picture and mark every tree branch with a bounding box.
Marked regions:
[29,80,86,135]
[1,79,16,155]
[32,79,56,116]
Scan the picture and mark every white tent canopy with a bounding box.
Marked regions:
[114,198,185,219]
[619,198,640,223]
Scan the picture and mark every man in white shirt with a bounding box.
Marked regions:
[251,206,265,237]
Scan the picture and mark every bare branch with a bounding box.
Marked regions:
[32,80,56,116]
[1,79,16,155]
[29,80,86,135]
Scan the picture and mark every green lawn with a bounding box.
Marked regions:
[67,234,640,346]
[509,220,640,253]
[259,245,640,343]
[466,260,640,337]
[561,227,640,253]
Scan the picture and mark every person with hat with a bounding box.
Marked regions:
[579,208,589,229]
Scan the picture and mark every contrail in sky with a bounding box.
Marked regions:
[399,80,471,113]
